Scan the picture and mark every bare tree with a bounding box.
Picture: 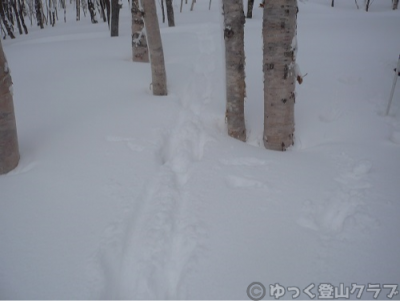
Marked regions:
[88,0,98,23]
[16,0,28,33]
[110,0,120,36]
[76,0,81,20]
[132,0,148,62]
[263,0,297,151]
[393,0,399,10]
[160,0,165,23]
[165,0,174,27]
[331,0,334,7]
[246,0,254,18]
[142,0,167,95]
[0,39,19,174]
[223,0,246,142]
[365,0,370,11]
[0,0,16,37]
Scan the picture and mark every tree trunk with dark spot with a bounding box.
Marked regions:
[132,0,148,62]
[263,0,297,151]
[223,0,246,142]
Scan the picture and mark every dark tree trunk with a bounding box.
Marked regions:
[331,0,334,7]
[246,0,254,18]
[76,0,80,20]
[11,0,23,35]
[0,0,16,37]
[365,0,370,11]
[49,0,55,26]
[11,0,23,34]
[88,0,97,23]
[166,0,174,27]
[110,0,120,36]
[394,0,399,10]
[17,0,28,33]
[99,0,106,22]
[160,0,165,23]
[104,0,110,26]
[0,39,19,174]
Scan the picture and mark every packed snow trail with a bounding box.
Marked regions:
[87,23,219,299]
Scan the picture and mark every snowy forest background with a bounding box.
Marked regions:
[1,0,400,299]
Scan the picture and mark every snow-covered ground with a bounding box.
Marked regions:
[1,0,400,299]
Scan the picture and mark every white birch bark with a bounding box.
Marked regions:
[263,0,297,151]
[132,0,148,62]
[142,0,167,96]
[223,0,246,142]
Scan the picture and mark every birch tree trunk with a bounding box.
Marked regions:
[0,39,19,174]
[246,0,254,18]
[223,0,246,142]
[132,0,148,62]
[142,0,167,96]
[165,0,174,27]
[17,0,28,33]
[365,0,370,11]
[110,0,120,36]
[11,0,23,34]
[263,0,297,151]
[87,0,98,23]
[76,0,80,20]
[393,0,399,10]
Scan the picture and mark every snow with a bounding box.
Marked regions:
[1,0,400,299]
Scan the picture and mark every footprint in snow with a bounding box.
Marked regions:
[226,175,268,189]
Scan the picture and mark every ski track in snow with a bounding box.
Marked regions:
[86,24,217,299]
[297,152,379,240]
